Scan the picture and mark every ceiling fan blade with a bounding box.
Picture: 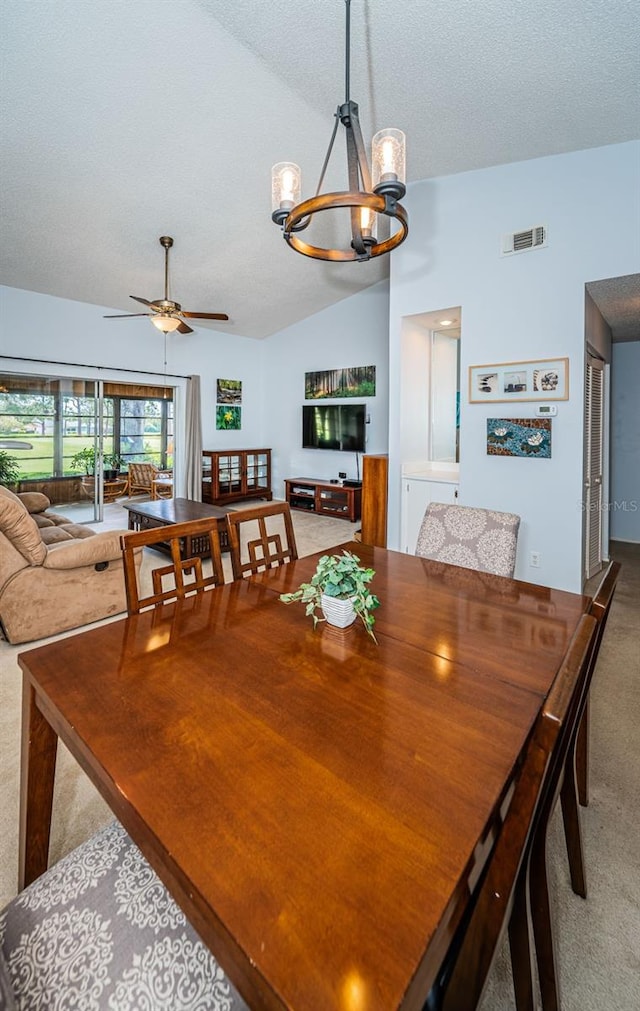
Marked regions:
[103,313,152,318]
[177,321,194,334]
[181,311,229,321]
[129,295,156,307]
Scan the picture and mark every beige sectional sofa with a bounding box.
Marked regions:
[0,486,141,644]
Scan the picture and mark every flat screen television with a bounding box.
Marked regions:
[302,403,366,452]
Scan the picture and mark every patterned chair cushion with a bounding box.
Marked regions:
[415,502,520,578]
[0,821,248,1011]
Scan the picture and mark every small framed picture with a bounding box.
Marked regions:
[487,418,552,458]
[216,405,241,430]
[469,358,568,403]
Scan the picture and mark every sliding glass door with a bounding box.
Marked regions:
[0,372,102,521]
[1,372,174,523]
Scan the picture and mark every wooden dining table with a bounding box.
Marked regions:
[18,542,590,1010]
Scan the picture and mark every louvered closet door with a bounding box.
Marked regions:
[584,354,604,580]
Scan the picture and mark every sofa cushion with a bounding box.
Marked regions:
[44,512,75,526]
[39,523,97,544]
[40,526,74,545]
[61,523,96,539]
[44,530,127,568]
[17,491,51,514]
[0,486,47,566]
[32,514,56,528]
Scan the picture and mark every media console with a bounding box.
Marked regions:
[285,478,362,523]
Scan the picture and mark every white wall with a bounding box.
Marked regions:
[0,285,267,470]
[388,141,640,591]
[610,341,640,543]
[262,282,390,498]
[0,282,389,503]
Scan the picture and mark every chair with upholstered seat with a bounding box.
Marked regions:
[120,517,225,614]
[225,502,298,581]
[416,502,521,578]
[0,820,249,1010]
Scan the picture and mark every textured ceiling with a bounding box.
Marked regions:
[587,274,640,342]
[1,0,639,340]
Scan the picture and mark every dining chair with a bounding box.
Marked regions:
[415,502,521,577]
[225,501,298,581]
[120,517,225,614]
[0,820,249,1010]
[575,560,621,806]
[521,561,620,1011]
[425,614,597,1011]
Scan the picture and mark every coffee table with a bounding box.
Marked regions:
[124,497,233,555]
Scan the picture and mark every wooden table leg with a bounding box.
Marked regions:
[19,677,58,889]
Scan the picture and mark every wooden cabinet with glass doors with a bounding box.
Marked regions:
[201,449,272,506]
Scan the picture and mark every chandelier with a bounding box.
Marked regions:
[271,0,408,262]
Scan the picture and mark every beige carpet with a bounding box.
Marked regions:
[1,515,638,1009]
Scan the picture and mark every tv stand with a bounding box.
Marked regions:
[285,478,362,522]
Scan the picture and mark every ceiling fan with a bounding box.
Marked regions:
[104,236,229,334]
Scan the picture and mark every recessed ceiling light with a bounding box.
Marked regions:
[439,319,454,326]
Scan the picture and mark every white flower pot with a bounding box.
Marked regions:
[320,593,357,629]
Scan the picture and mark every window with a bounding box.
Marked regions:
[62,395,114,475]
[0,389,56,479]
[118,398,173,469]
[0,375,173,482]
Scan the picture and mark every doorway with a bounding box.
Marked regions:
[583,353,604,580]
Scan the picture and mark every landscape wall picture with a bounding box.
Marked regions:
[216,378,242,404]
[305,365,376,399]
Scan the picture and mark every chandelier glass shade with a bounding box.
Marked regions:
[271,0,408,262]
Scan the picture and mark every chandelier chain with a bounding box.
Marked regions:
[270,0,407,262]
[345,0,351,105]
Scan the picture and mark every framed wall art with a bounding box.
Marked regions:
[216,378,242,404]
[305,365,376,400]
[487,418,552,458]
[468,357,568,403]
[216,405,241,430]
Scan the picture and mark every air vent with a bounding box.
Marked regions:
[500,225,547,256]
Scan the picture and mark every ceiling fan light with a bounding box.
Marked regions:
[372,129,406,198]
[151,314,181,333]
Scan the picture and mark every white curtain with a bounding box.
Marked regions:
[184,375,202,501]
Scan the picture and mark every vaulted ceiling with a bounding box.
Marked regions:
[1,0,638,339]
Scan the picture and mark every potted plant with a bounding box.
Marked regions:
[103,453,124,481]
[280,549,380,641]
[0,450,21,489]
[70,448,123,480]
[69,446,97,475]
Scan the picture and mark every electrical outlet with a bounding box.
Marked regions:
[530,551,540,568]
